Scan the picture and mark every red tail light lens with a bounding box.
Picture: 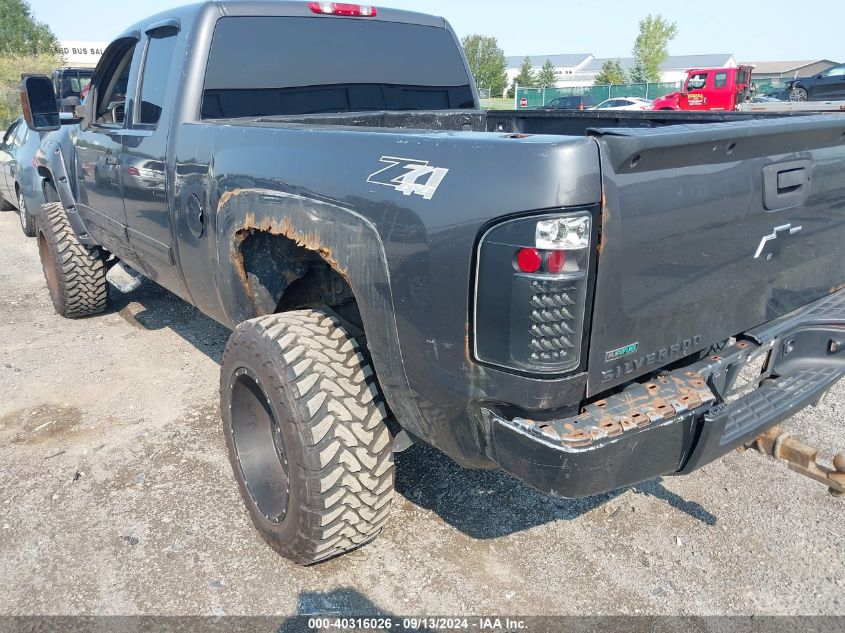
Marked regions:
[546,250,566,274]
[127,166,140,176]
[308,2,377,16]
[516,248,542,274]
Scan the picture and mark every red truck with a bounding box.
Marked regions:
[652,65,754,111]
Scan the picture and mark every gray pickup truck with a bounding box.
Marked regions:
[21,1,845,565]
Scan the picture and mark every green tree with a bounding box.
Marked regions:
[0,1,60,127]
[630,14,678,83]
[513,56,536,89]
[536,59,558,87]
[461,34,507,97]
[0,53,58,128]
[594,59,628,85]
[0,0,58,56]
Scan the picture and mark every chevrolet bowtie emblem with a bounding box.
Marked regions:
[754,224,803,261]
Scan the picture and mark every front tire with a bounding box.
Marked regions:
[220,310,394,565]
[790,87,808,102]
[18,190,36,237]
[36,202,108,318]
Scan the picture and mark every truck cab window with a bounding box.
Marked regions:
[714,72,728,89]
[687,73,708,90]
[202,17,474,118]
[96,44,137,126]
[138,29,178,126]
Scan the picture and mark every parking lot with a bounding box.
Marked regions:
[0,207,843,617]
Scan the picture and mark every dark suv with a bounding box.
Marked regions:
[538,95,598,110]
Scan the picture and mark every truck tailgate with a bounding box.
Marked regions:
[588,116,845,396]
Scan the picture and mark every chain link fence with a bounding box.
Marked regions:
[753,78,791,96]
[512,78,795,110]
[514,83,683,109]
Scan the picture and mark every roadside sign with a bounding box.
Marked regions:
[520,97,528,108]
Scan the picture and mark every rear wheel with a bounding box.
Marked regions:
[36,202,108,318]
[18,189,36,237]
[220,310,394,565]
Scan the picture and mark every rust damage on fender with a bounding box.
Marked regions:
[596,188,608,256]
[220,190,352,313]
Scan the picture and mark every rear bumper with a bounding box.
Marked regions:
[482,289,845,498]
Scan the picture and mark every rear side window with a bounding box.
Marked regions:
[202,17,474,118]
[714,72,728,89]
[138,29,178,125]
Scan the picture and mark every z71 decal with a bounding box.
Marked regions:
[368,156,449,201]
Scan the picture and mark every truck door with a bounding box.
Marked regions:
[75,37,140,266]
[683,71,710,110]
[120,23,191,300]
[708,70,733,110]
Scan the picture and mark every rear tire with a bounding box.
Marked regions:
[36,202,108,318]
[18,190,36,237]
[220,310,394,565]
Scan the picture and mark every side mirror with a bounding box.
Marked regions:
[20,74,61,132]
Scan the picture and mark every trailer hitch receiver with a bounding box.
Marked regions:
[748,425,845,497]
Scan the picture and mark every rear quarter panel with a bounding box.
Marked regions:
[174,122,602,465]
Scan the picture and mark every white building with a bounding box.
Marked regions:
[504,54,593,90]
[57,41,109,69]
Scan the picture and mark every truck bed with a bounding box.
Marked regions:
[216,107,832,139]
[485,108,830,136]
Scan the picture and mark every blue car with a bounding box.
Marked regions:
[0,116,48,237]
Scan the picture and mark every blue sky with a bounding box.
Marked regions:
[28,0,843,62]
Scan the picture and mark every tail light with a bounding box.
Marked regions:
[474,211,595,374]
[308,2,377,16]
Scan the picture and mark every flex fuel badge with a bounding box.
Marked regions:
[605,343,639,363]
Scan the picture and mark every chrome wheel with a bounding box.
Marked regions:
[789,88,808,102]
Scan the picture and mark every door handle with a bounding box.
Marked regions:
[776,168,806,194]
[762,160,811,211]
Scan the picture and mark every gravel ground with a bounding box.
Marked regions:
[0,208,842,617]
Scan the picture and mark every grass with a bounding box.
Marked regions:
[480,98,515,111]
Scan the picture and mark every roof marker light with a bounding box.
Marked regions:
[308,2,378,16]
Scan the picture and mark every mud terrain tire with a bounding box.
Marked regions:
[36,202,108,318]
[220,310,394,565]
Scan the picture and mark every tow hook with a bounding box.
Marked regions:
[747,426,845,497]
